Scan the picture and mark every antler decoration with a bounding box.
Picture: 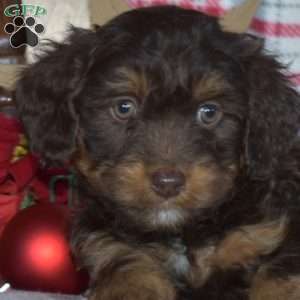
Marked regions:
[219,0,261,33]
[90,0,131,25]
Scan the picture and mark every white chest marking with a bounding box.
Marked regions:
[167,240,190,277]
[169,252,190,276]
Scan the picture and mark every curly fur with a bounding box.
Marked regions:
[16,6,300,300]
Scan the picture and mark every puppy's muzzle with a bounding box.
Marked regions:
[150,168,186,199]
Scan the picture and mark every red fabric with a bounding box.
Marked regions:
[0,114,21,168]
[0,114,23,235]
[251,18,300,38]
[0,113,70,236]
[9,155,39,191]
[0,194,22,236]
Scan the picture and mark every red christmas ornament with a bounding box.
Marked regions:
[0,203,88,294]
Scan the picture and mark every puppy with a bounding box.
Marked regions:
[15,6,300,300]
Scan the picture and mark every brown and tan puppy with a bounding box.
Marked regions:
[15,6,300,300]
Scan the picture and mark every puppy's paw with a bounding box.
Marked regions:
[213,218,286,270]
[250,268,300,300]
[89,269,176,300]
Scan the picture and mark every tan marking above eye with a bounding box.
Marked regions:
[193,72,230,101]
[106,67,151,99]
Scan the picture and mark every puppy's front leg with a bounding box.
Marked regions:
[74,232,176,300]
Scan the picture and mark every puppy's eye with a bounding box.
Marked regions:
[197,103,222,127]
[111,98,137,121]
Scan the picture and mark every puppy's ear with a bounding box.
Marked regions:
[238,35,300,179]
[16,28,96,165]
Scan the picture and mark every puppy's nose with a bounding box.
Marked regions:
[151,168,185,198]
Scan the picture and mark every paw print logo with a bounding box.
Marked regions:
[4,16,44,48]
